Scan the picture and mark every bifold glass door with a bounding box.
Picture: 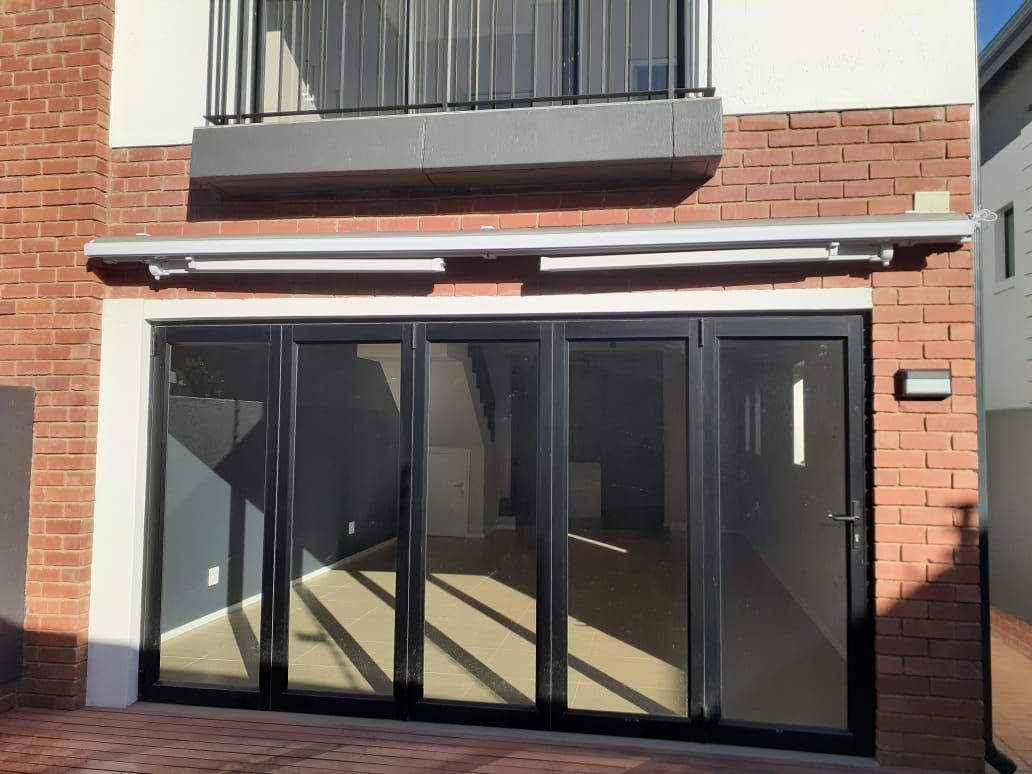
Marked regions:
[142,316,871,755]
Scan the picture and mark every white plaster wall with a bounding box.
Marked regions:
[109,0,211,148]
[980,123,1032,411]
[108,0,977,148]
[86,288,872,708]
[710,0,976,116]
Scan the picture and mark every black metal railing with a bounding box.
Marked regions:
[205,0,713,125]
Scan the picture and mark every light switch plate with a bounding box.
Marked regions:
[208,566,219,586]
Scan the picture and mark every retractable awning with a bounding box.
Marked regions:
[83,213,974,279]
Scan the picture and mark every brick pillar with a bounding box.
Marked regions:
[0,0,113,709]
[871,250,984,771]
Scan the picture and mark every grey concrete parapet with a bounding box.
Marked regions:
[190,97,723,194]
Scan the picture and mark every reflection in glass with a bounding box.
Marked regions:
[718,339,848,729]
[286,343,401,695]
[567,340,688,717]
[158,342,270,688]
[424,342,539,705]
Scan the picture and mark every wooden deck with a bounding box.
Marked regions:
[0,704,893,773]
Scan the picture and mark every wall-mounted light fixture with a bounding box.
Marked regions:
[896,369,952,400]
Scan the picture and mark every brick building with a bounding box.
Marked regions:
[0,0,993,771]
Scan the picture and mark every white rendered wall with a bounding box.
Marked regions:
[85,287,872,707]
[109,0,210,148]
[108,0,977,148]
[710,0,977,116]
[980,123,1032,412]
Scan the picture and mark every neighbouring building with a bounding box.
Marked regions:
[978,0,1032,663]
[0,1,991,771]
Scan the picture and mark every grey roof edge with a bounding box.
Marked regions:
[979,0,1032,87]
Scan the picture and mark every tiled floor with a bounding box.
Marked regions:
[993,634,1032,773]
[160,532,690,715]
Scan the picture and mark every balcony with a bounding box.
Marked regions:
[191,0,722,194]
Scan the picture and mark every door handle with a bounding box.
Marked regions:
[827,512,860,523]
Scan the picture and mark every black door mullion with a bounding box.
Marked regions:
[688,319,708,729]
[260,325,287,710]
[699,318,721,729]
[268,325,297,707]
[138,326,169,700]
[546,322,569,728]
[845,317,874,752]
[403,323,429,714]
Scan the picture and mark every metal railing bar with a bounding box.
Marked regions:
[251,0,264,121]
[235,0,247,121]
[647,0,653,91]
[667,0,675,98]
[706,0,712,89]
[489,0,496,103]
[319,0,328,111]
[206,0,217,120]
[204,84,713,124]
[215,0,226,117]
[530,0,538,99]
[509,0,516,101]
[378,0,387,108]
[623,0,630,94]
[344,0,352,110]
[445,0,455,109]
[293,0,301,110]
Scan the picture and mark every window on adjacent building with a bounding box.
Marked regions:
[1003,205,1016,280]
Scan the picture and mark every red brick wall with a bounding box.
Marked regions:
[2,35,984,770]
[0,0,112,711]
[100,105,984,772]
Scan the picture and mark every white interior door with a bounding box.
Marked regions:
[427,447,470,537]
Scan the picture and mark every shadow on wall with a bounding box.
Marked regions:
[0,504,994,773]
[180,177,708,225]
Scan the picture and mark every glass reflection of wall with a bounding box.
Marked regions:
[424,342,539,706]
[158,343,270,689]
[567,340,688,717]
[286,343,401,696]
[718,340,849,730]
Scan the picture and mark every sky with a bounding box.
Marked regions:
[979,0,1027,49]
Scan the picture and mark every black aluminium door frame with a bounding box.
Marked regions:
[139,323,283,710]
[699,315,873,757]
[270,323,412,718]
[554,318,704,742]
[139,314,872,756]
[410,321,552,730]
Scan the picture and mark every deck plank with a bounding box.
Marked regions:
[0,706,897,773]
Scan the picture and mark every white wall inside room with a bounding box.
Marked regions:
[108,0,976,148]
[109,0,210,148]
[980,123,1032,412]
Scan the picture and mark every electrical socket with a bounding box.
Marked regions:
[208,566,219,586]
[348,521,356,536]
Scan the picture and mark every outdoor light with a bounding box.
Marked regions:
[896,369,952,400]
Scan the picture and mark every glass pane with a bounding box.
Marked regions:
[425,342,539,705]
[717,338,849,729]
[260,0,406,120]
[158,342,270,689]
[286,342,401,695]
[567,340,688,717]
